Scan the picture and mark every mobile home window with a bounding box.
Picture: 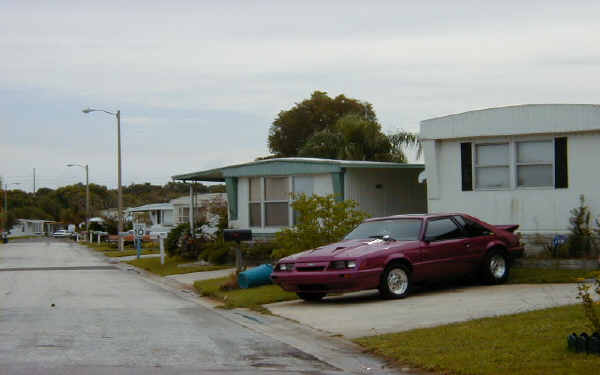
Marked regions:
[264,177,289,226]
[516,141,553,187]
[474,143,509,189]
[292,176,314,224]
[249,177,262,227]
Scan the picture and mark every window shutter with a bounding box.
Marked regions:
[460,142,473,191]
[554,137,568,188]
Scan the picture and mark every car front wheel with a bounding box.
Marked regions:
[482,250,510,284]
[379,264,411,299]
[297,292,326,302]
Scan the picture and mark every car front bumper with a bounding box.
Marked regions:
[271,268,382,294]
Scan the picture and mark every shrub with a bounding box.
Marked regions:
[200,242,234,265]
[567,195,595,257]
[273,194,369,259]
[166,223,189,257]
[577,274,600,333]
[243,241,276,264]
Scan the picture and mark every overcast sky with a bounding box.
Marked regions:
[2,0,600,191]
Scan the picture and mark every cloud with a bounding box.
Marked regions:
[2,1,600,189]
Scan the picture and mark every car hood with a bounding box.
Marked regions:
[280,238,417,263]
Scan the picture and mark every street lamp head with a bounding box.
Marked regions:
[82,108,93,114]
[66,164,74,167]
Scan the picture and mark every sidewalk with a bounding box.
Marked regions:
[115,254,161,261]
[166,268,235,286]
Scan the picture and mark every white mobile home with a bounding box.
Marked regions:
[420,104,600,252]
[127,193,228,234]
[8,219,62,237]
[173,158,426,240]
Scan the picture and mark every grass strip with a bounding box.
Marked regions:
[509,267,598,284]
[126,256,230,276]
[194,276,298,310]
[355,304,600,375]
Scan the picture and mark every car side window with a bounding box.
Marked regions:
[453,215,492,237]
[425,218,464,241]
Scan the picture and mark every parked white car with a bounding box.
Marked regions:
[52,230,73,238]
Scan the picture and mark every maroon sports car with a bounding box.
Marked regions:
[271,213,524,301]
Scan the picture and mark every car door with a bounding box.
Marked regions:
[419,217,470,279]
[453,215,494,271]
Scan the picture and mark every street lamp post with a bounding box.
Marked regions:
[3,182,21,234]
[67,163,89,232]
[82,107,123,251]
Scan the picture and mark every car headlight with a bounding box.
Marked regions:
[278,263,294,271]
[330,260,357,269]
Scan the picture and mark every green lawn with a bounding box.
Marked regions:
[509,267,598,284]
[355,304,600,375]
[194,276,298,310]
[126,256,231,276]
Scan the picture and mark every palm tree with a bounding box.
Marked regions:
[388,130,422,162]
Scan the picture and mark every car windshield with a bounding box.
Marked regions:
[344,219,423,241]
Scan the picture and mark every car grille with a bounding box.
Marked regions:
[295,266,325,272]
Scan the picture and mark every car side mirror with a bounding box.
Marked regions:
[423,236,434,243]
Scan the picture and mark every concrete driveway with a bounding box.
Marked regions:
[265,282,580,339]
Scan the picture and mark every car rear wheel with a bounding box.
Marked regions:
[297,292,326,302]
[482,250,510,284]
[379,264,411,299]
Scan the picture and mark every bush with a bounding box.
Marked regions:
[273,194,369,259]
[166,223,189,257]
[577,273,600,333]
[244,241,276,264]
[567,195,596,257]
[200,242,234,265]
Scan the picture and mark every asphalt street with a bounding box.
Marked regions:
[0,239,394,375]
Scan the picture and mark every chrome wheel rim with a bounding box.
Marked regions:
[489,255,506,279]
[387,268,408,295]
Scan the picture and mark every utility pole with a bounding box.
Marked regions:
[33,168,36,193]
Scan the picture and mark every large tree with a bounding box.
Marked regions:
[299,114,393,161]
[268,91,420,162]
[268,91,376,157]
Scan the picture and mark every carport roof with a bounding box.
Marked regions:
[172,157,424,182]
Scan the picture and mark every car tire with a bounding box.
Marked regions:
[379,263,411,299]
[297,292,326,302]
[482,250,510,284]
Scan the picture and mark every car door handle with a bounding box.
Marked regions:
[465,243,471,248]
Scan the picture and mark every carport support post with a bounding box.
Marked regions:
[159,235,165,265]
[97,232,101,244]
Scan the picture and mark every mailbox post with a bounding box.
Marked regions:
[224,229,252,273]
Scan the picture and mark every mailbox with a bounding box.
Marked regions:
[224,229,252,242]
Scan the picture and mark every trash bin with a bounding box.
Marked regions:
[238,264,273,289]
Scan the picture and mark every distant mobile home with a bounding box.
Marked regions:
[173,158,427,240]
[420,104,600,252]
